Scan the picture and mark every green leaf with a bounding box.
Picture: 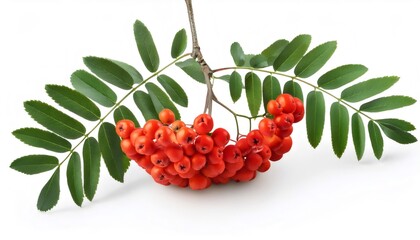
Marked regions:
[37,167,60,211]
[230,42,245,66]
[175,58,205,84]
[217,74,231,83]
[229,71,243,103]
[24,100,86,139]
[262,75,281,112]
[245,72,262,117]
[294,41,337,78]
[283,80,304,102]
[330,102,349,158]
[70,70,117,107]
[83,57,134,90]
[113,105,140,127]
[122,155,131,173]
[98,122,125,182]
[134,20,160,72]
[10,155,58,175]
[250,54,269,68]
[378,123,417,144]
[67,152,84,207]
[171,29,187,58]
[243,54,256,67]
[83,137,101,201]
[318,64,368,89]
[111,60,143,84]
[376,118,415,132]
[12,128,71,153]
[341,76,399,102]
[133,90,159,121]
[351,113,366,160]
[368,120,384,159]
[360,95,416,112]
[273,34,311,72]
[306,91,325,148]
[45,84,101,121]
[145,82,181,120]
[157,74,188,107]
[261,39,289,66]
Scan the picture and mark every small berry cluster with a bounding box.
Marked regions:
[115,93,304,190]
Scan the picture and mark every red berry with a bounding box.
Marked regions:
[246,130,264,148]
[143,119,163,139]
[273,113,294,130]
[193,114,214,134]
[195,134,214,154]
[159,108,176,125]
[277,136,292,154]
[189,174,210,190]
[244,153,263,171]
[257,159,271,172]
[116,119,136,139]
[174,156,192,174]
[134,135,156,155]
[170,120,186,133]
[258,118,277,137]
[236,138,252,156]
[276,93,296,113]
[191,153,207,170]
[293,97,304,123]
[267,99,283,116]
[176,127,197,146]
[150,150,170,168]
[211,128,230,147]
[223,145,243,163]
[120,138,137,156]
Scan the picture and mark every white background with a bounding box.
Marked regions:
[1,0,419,239]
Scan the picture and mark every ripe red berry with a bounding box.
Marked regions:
[191,153,207,170]
[189,174,210,190]
[293,97,304,123]
[130,128,144,145]
[207,147,224,164]
[236,138,252,156]
[267,99,283,116]
[273,113,294,130]
[182,143,196,157]
[223,145,243,163]
[276,93,296,113]
[176,127,197,146]
[116,119,136,139]
[211,128,230,147]
[244,153,263,171]
[174,156,192,174]
[277,136,292,154]
[164,143,184,162]
[257,159,271,172]
[134,135,156,155]
[193,113,214,135]
[231,168,256,182]
[150,166,171,185]
[195,134,214,154]
[120,138,137,156]
[246,130,264,148]
[155,126,176,147]
[258,118,277,137]
[143,119,163,139]
[201,161,225,178]
[150,150,170,168]
[159,108,176,125]
[171,120,186,133]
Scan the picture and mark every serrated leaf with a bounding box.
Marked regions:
[306,91,325,148]
[157,74,188,107]
[261,39,289,66]
[262,75,281,112]
[230,42,245,66]
[134,20,160,72]
[245,72,262,117]
[45,84,101,121]
[171,29,187,58]
[71,70,117,107]
[341,76,399,103]
[122,155,131,173]
[378,123,417,144]
[283,80,304,103]
[114,105,140,127]
[295,41,337,78]
[10,155,58,175]
[67,152,83,207]
[318,64,368,89]
[13,128,71,153]
[175,58,205,84]
[229,71,243,103]
[37,167,60,211]
[83,57,134,90]
[145,82,180,120]
[24,100,86,139]
[83,137,101,201]
[250,54,269,68]
[376,118,415,132]
[360,95,416,112]
[368,120,384,159]
[273,34,311,72]
[133,90,159,121]
[111,60,143,84]
[330,102,349,158]
[98,122,125,182]
[351,113,365,160]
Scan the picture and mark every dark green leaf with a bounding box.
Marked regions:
[171,29,187,58]
[122,155,131,173]
[262,75,281,112]
[295,41,337,78]
[37,167,60,211]
[376,118,415,132]
[368,120,383,159]
[283,80,304,102]
[360,95,416,112]
[273,34,311,72]
[70,70,117,107]
[378,123,417,144]
[10,155,58,175]
[243,54,256,67]
[134,20,160,72]
[83,137,101,201]
[67,152,84,207]
[229,71,243,103]
[175,58,205,84]
[245,72,262,117]
[341,76,399,102]
[13,128,71,153]
[230,42,245,66]
[24,100,86,139]
[330,102,349,158]
[250,54,269,68]
[261,39,289,66]
[133,90,159,121]
[145,83,180,120]
[351,113,365,160]
[318,64,368,89]
[45,84,101,121]
[98,122,125,182]
[157,74,188,107]
[111,60,143,84]
[113,105,140,127]
[306,91,325,148]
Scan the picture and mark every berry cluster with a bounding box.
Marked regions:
[115,93,304,190]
